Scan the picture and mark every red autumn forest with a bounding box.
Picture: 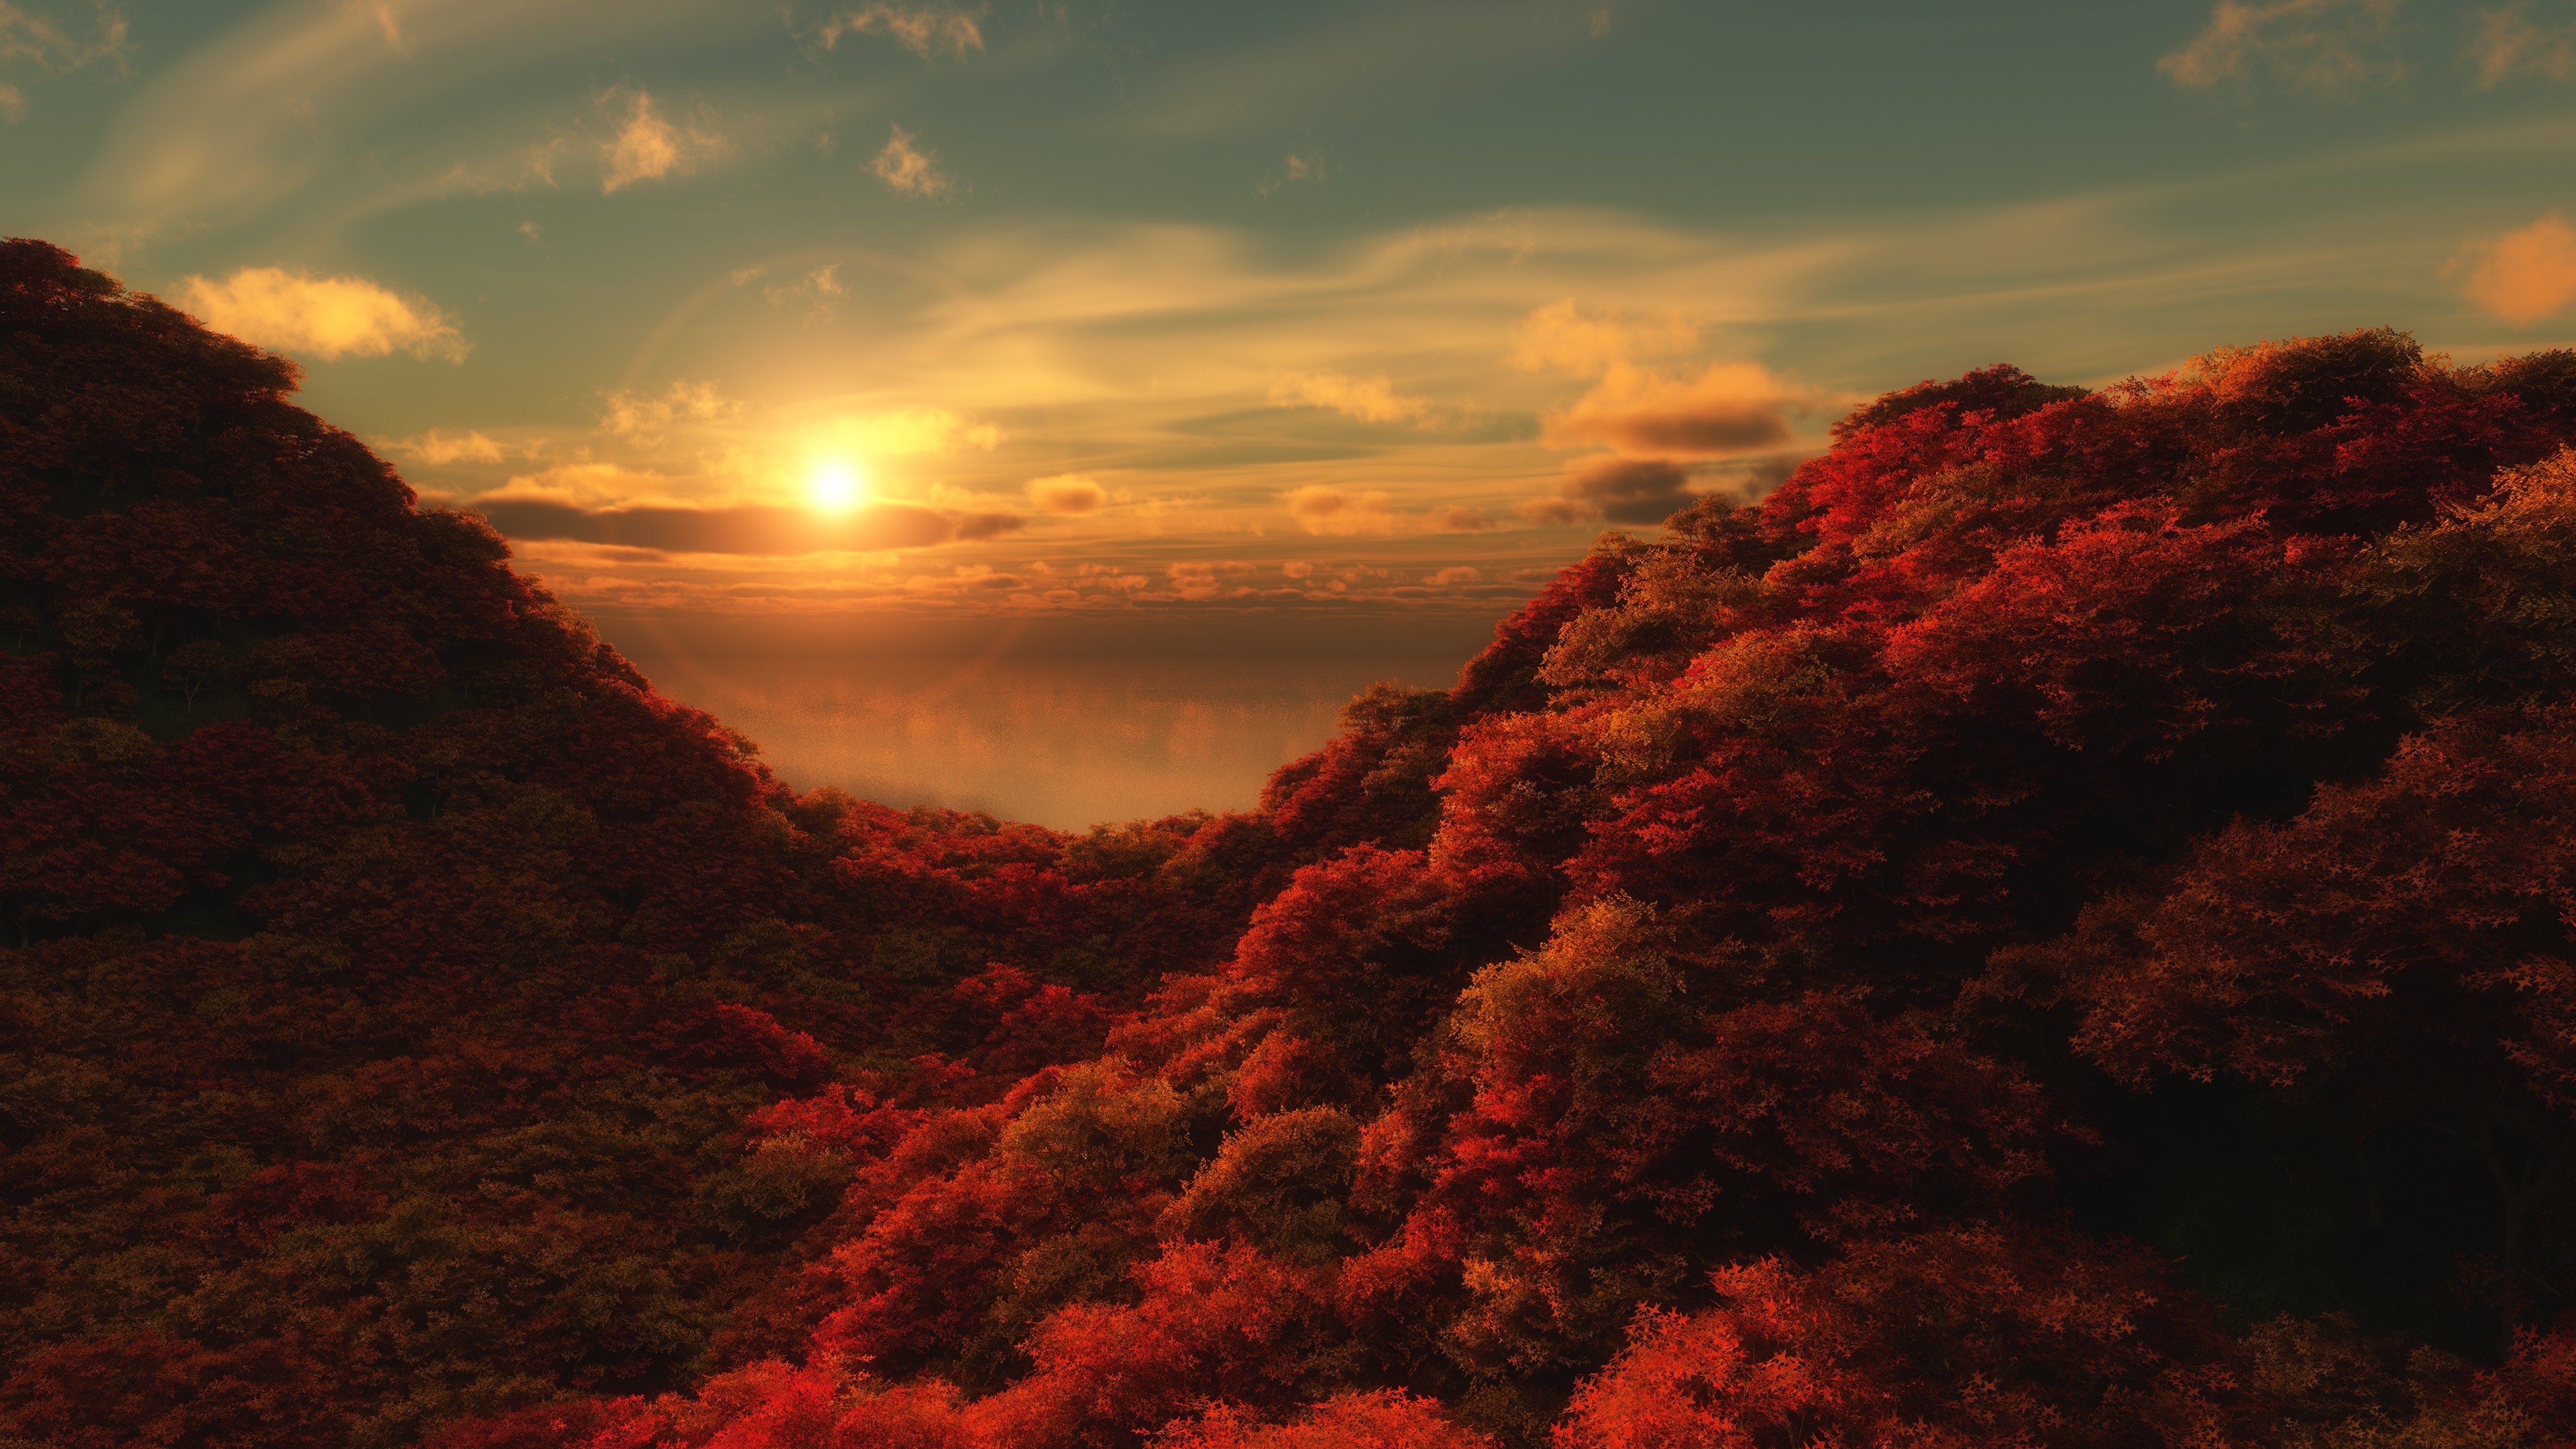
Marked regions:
[7,235,2576,1449]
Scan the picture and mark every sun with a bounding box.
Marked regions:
[807,458,866,512]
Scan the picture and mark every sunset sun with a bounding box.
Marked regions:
[806,458,865,512]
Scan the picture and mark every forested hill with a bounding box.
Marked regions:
[7,238,2576,1449]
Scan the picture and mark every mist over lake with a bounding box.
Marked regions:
[596,611,1501,828]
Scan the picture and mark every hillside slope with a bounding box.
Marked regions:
[9,241,2576,1448]
[0,241,1337,1448]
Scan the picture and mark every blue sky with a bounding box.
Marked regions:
[9,0,2576,625]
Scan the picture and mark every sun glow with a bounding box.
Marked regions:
[807,458,866,512]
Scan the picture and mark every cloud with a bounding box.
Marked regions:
[820,4,983,58]
[490,462,662,504]
[600,89,722,193]
[1509,299,1697,375]
[1515,495,1588,525]
[1026,474,1108,514]
[1257,152,1323,197]
[1545,360,1799,458]
[1427,565,1483,586]
[0,81,19,121]
[1429,505,1495,532]
[2471,3,2576,85]
[822,406,1001,456]
[471,496,1020,555]
[2157,0,2403,93]
[390,429,504,464]
[600,380,736,443]
[0,1,130,73]
[871,125,955,197]
[1285,484,1395,534]
[336,0,403,50]
[175,267,468,362]
[2459,213,2576,325]
[765,264,849,323]
[1526,454,1699,525]
[1269,370,1430,424]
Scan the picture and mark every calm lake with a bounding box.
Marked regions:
[598,613,1504,831]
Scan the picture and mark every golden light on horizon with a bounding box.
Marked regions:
[807,458,866,512]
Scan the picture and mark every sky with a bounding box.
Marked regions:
[11,0,2576,632]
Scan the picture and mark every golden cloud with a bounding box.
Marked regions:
[824,406,1001,456]
[600,89,722,193]
[765,264,849,324]
[1026,474,1108,514]
[600,380,736,443]
[1544,360,1798,458]
[1509,299,1697,376]
[872,125,955,197]
[1268,370,1430,423]
[390,429,504,465]
[175,267,467,362]
[2461,213,2576,326]
[821,4,984,58]
[1284,484,1395,535]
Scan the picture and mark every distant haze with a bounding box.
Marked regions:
[599,611,1499,827]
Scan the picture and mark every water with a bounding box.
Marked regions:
[596,614,1498,831]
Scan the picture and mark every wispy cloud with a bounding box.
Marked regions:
[871,125,955,197]
[820,406,1001,456]
[2457,212,2576,324]
[600,379,736,443]
[2470,2,2576,85]
[389,428,505,464]
[335,0,404,50]
[764,263,849,323]
[820,3,983,59]
[600,88,724,193]
[2159,0,2404,93]
[1269,370,1430,423]
[0,0,129,119]
[176,267,467,362]
[0,1,130,72]
[1257,152,1323,197]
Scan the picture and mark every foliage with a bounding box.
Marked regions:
[11,240,2576,1448]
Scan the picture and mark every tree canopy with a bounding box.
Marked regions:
[7,238,2576,1449]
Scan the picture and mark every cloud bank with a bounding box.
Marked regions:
[176,267,467,362]
[472,497,1021,555]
